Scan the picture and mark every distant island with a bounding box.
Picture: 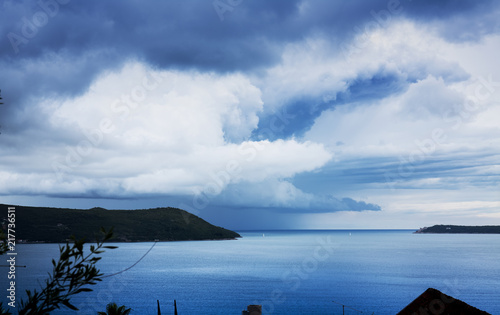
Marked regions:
[415,225,500,234]
[0,204,240,243]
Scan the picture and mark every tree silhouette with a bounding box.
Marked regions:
[97,302,133,315]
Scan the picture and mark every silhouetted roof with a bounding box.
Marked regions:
[397,288,490,315]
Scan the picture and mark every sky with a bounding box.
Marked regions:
[0,0,499,230]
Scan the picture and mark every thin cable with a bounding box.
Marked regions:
[102,241,158,278]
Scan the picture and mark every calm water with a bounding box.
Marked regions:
[3,230,500,314]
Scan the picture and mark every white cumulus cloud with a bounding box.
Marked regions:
[0,62,332,198]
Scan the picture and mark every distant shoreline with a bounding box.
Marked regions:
[16,237,240,245]
[415,225,500,234]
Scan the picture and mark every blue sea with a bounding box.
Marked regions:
[3,230,500,314]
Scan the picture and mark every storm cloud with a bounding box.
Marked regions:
[1,0,499,228]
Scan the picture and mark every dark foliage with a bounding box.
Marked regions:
[415,225,500,234]
[13,228,116,314]
[97,302,132,315]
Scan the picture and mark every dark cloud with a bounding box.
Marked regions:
[402,0,500,41]
[306,196,382,213]
[0,0,495,113]
[339,197,381,211]
[209,196,382,214]
[0,50,123,134]
[2,0,496,67]
[0,0,498,228]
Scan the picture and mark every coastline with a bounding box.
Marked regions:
[414,225,500,234]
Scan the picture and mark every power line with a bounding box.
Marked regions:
[0,241,158,275]
[102,241,158,278]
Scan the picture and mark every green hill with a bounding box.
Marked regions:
[415,225,500,234]
[1,204,240,242]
